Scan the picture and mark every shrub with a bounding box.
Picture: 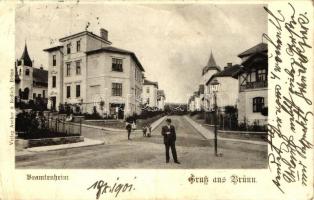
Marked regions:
[83,107,102,120]
[136,110,164,119]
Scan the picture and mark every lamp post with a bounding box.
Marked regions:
[210,79,222,157]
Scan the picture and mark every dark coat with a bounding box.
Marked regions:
[161,125,176,144]
[126,123,132,131]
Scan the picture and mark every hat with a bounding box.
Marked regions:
[166,118,172,123]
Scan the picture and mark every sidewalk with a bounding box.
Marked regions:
[78,115,166,132]
[16,138,104,155]
[184,116,267,146]
[16,116,166,155]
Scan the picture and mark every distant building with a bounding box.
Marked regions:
[200,51,221,111]
[194,91,201,111]
[142,79,158,108]
[157,90,166,110]
[235,43,268,125]
[205,63,241,111]
[198,84,205,110]
[188,51,220,112]
[44,28,145,119]
[188,95,195,111]
[15,44,48,102]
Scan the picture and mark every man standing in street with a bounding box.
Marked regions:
[161,118,180,164]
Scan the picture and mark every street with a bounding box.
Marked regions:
[16,116,267,169]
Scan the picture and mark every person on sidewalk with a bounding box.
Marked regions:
[161,118,180,164]
[125,116,133,140]
[142,125,147,137]
[126,122,132,140]
[147,124,152,137]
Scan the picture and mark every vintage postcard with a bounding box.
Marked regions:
[0,0,313,199]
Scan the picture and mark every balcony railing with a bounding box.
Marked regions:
[240,81,267,91]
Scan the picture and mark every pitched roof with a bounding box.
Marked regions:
[189,95,195,102]
[157,90,165,98]
[238,43,267,58]
[17,44,33,67]
[194,91,200,97]
[202,51,221,75]
[231,52,268,78]
[33,68,48,86]
[207,51,217,67]
[143,79,158,88]
[86,46,145,72]
[199,84,204,94]
[215,64,241,77]
[43,45,63,52]
[206,64,241,85]
[59,31,112,45]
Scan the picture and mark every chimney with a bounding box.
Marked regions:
[100,28,108,40]
[224,62,232,70]
[40,64,43,70]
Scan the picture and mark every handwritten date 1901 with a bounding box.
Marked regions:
[87,177,136,199]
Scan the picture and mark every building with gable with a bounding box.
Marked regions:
[15,44,48,102]
[235,43,268,125]
[188,51,221,111]
[205,63,241,111]
[142,79,159,108]
[157,90,166,110]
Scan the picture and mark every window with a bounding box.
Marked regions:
[135,68,137,80]
[25,69,30,76]
[53,55,56,66]
[33,93,36,99]
[250,70,256,82]
[66,63,71,76]
[67,43,71,54]
[43,90,45,98]
[66,86,71,98]
[76,40,81,52]
[257,69,267,81]
[76,61,81,75]
[146,88,150,93]
[52,76,56,88]
[76,85,81,97]
[253,97,264,112]
[112,58,123,72]
[19,69,21,75]
[112,83,122,96]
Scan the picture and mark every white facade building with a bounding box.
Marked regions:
[236,43,268,125]
[205,63,241,111]
[157,90,166,110]
[44,29,145,119]
[142,79,158,108]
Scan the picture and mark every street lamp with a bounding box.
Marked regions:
[210,79,222,157]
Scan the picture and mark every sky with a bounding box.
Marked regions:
[16,3,267,103]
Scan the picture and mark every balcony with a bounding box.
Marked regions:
[240,81,267,91]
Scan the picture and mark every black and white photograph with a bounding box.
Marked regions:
[0,1,313,200]
[14,3,269,169]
